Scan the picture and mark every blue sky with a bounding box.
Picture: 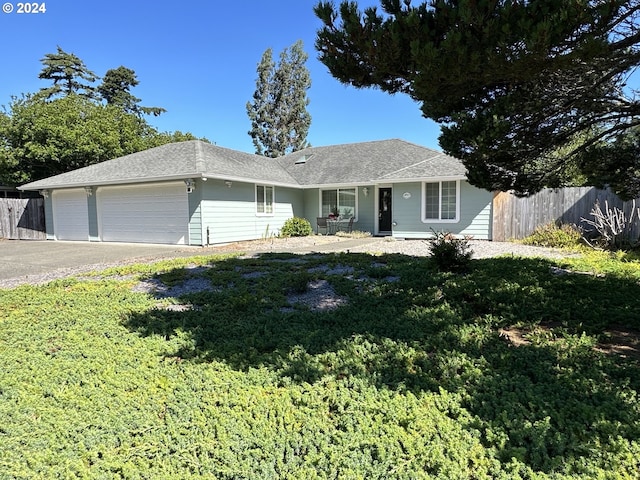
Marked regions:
[0,0,441,153]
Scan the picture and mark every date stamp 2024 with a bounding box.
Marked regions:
[2,2,47,14]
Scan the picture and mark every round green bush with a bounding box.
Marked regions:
[429,230,473,272]
[521,223,582,248]
[280,217,313,237]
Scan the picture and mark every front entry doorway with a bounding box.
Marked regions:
[378,187,392,233]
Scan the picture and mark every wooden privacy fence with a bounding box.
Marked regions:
[492,187,640,242]
[0,198,46,240]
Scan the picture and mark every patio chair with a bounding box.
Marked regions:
[339,217,354,233]
[316,217,329,235]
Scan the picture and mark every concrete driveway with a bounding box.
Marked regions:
[0,239,202,281]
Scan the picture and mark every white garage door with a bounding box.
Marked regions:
[52,189,89,241]
[98,183,189,244]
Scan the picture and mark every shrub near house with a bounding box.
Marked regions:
[280,217,313,237]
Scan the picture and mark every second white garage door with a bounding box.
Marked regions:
[52,188,90,241]
[98,183,189,244]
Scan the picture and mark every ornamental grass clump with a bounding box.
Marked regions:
[581,200,640,250]
[335,230,371,238]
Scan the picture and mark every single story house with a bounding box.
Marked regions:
[19,139,493,245]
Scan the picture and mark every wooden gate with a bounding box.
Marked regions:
[0,198,46,240]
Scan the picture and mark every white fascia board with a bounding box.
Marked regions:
[301,176,467,189]
[200,174,300,188]
[18,174,203,191]
[301,181,368,189]
[380,175,467,183]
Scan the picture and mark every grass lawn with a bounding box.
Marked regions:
[1,249,639,479]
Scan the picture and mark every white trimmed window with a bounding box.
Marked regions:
[422,180,459,222]
[256,184,274,215]
[321,188,357,219]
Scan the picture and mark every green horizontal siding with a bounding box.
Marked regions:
[200,180,303,244]
[392,181,493,240]
[43,178,492,245]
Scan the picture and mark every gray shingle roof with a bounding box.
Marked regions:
[196,141,299,185]
[20,138,467,190]
[20,141,299,190]
[277,139,466,185]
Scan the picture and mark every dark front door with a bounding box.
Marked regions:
[378,188,392,232]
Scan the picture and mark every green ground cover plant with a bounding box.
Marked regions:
[520,223,583,249]
[1,250,639,478]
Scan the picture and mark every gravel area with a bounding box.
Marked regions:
[348,238,574,259]
[211,235,572,260]
[0,236,574,289]
[370,240,567,258]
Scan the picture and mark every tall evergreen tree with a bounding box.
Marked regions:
[98,66,166,117]
[38,46,99,100]
[314,1,640,198]
[247,40,312,158]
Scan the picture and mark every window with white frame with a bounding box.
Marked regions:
[256,184,274,215]
[321,188,356,219]
[422,180,459,222]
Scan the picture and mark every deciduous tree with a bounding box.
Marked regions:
[314,0,640,197]
[0,95,148,185]
[0,95,204,186]
[247,40,312,157]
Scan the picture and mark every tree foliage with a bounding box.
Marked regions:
[38,46,99,100]
[247,40,312,158]
[0,94,206,186]
[580,126,640,200]
[0,95,156,185]
[38,47,166,118]
[98,66,166,117]
[0,48,205,186]
[314,0,640,198]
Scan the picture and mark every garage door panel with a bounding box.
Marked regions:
[52,189,89,241]
[98,183,188,244]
